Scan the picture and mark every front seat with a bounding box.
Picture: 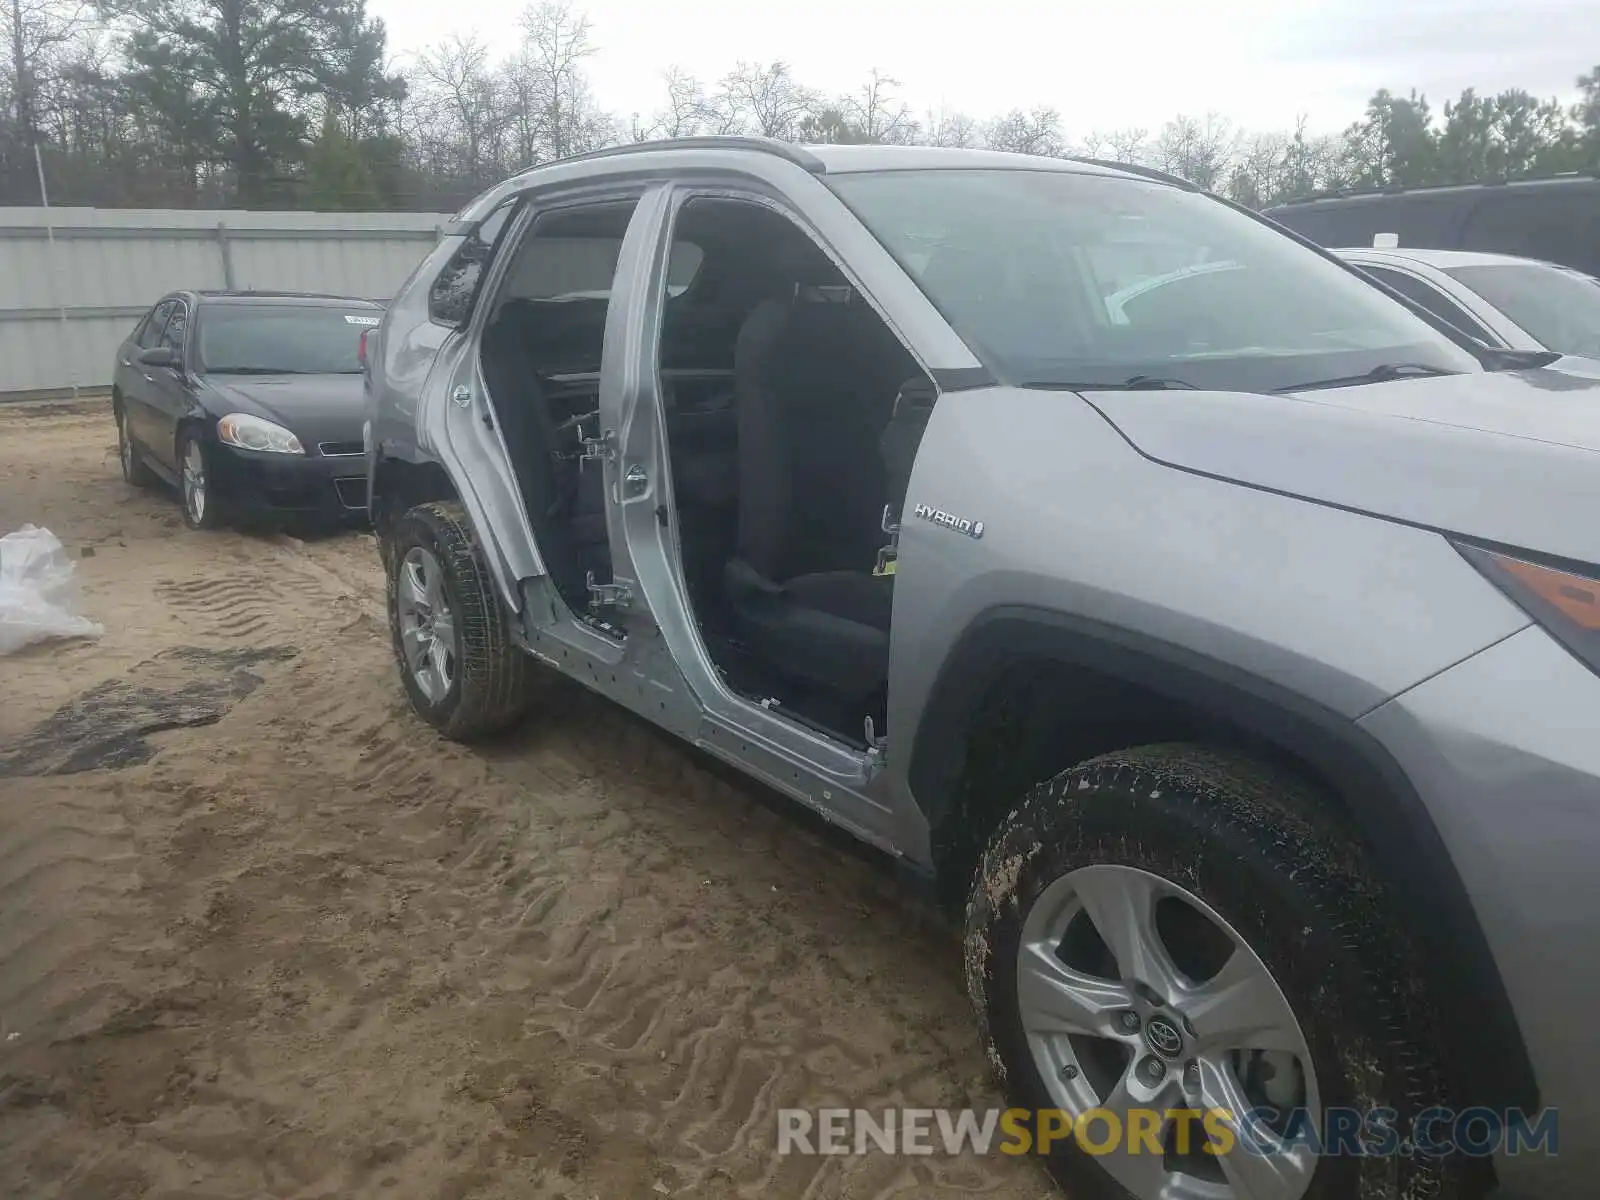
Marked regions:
[722,289,915,702]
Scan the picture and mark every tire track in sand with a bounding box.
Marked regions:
[1,410,1052,1198]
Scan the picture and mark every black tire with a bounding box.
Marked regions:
[385,501,540,741]
[966,744,1475,1200]
[176,431,227,530]
[115,401,158,489]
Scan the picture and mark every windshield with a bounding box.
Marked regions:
[827,169,1483,391]
[198,304,378,374]
[1444,262,1600,359]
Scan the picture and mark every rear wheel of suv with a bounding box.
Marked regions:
[965,744,1475,1200]
[386,501,540,741]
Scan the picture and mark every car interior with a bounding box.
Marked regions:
[474,195,936,746]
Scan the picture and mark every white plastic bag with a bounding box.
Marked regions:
[0,525,104,655]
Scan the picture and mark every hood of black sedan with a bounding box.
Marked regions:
[202,373,365,450]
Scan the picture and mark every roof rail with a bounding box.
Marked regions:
[1063,157,1198,190]
[537,135,827,175]
[1275,170,1600,205]
[197,288,380,302]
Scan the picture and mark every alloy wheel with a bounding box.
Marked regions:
[118,411,134,481]
[181,441,207,524]
[1018,863,1320,1200]
[395,546,458,703]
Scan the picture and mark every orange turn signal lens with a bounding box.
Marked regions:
[1485,552,1600,632]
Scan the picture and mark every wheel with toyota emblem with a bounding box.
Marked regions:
[965,744,1475,1200]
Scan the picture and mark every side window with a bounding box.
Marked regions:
[160,301,189,353]
[429,200,518,326]
[492,235,702,303]
[482,199,643,377]
[137,300,175,349]
[498,236,626,302]
[1360,265,1497,343]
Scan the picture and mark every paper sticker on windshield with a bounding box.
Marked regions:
[344,314,381,326]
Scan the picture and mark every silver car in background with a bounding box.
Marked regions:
[1337,246,1600,359]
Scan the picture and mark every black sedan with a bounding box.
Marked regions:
[112,291,384,530]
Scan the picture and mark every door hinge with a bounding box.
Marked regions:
[578,424,616,469]
[585,571,632,610]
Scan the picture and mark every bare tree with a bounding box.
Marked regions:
[922,105,978,148]
[844,68,916,144]
[412,35,504,182]
[715,60,815,139]
[1155,113,1237,188]
[513,0,610,161]
[1225,130,1291,207]
[6,0,90,175]
[636,65,708,140]
[984,106,1065,156]
[1104,127,1149,164]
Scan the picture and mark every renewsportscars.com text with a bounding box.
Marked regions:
[777,1106,1560,1158]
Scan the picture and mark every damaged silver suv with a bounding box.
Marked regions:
[365,137,1598,1200]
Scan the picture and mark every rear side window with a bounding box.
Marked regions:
[430,201,519,326]
[498,235,702,303]
[1357,266,1498,344]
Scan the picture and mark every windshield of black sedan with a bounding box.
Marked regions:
[827,168,1482,392]
[1444,262,1600,359]
[198,305,377,375]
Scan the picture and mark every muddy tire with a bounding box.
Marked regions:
[385,501,540,741]
[965,744,1476,1200]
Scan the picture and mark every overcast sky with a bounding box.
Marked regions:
[368,0,1595,137]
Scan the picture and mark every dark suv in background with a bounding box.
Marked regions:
[1264,173,1600,277]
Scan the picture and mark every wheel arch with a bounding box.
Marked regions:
[907,603,1538,1115]
[174,411,211,453]
[370,450,460,557]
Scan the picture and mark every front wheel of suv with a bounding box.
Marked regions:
[965,744,1477,1200]
[386,501,540,741]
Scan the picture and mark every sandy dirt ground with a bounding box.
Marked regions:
[0,400,1054,1199]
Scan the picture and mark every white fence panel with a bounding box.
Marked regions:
[0,207,450,397]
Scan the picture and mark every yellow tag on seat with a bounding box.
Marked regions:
[873,558,897,577]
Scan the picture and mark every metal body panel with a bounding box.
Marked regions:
[1359,625,1600,1196]
[1084,367,1600,567]
[882,384,1532,859]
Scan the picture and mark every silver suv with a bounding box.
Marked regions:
[364,137,1596,1200]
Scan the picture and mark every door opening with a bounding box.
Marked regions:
[476,201,641,623]
[655,196,935,745]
